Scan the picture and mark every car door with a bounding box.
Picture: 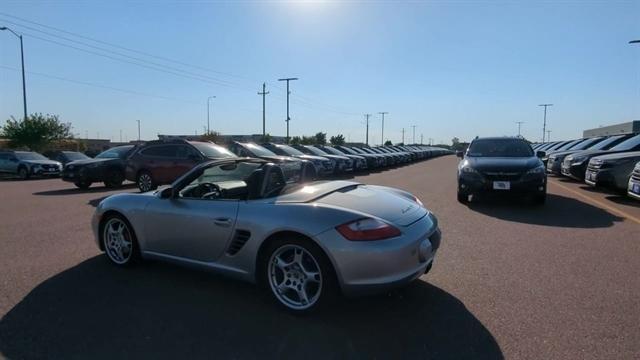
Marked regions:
[173,145,202,180]
[143,196,239,262]
[0,153,8,173]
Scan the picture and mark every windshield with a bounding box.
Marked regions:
[610,134,640,151]
[304,146,329,156]
[191,142,236,158]
[467,139,533,157]
[572,138,603,150]
[96,146,133,159]
[63,152,90,161]
[322,146,345,155]
[556,140,582,151]
[275,145,305,156]
[15,152,48,161]
[589,135,625,150]
[243,143,277,157]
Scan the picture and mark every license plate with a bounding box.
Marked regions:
[632,183,640,194]
[493,181,510,190]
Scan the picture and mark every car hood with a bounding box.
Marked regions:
[592,151,640,162]
[465,157,541,172]
[22,159,61,166]
[276,181,426,226]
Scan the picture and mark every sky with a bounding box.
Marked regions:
[1,0,639,145]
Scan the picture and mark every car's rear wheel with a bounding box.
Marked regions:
[262,237,336,314]
[18,166,29,180]
[533,193,546,205]
[104,169,124,188]
[136,171,157,192]
[74,180,92,189]
[101,214,140,266]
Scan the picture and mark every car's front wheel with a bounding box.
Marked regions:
[100,214,140,266]
[457,189,469,203]
[136,171,157,192]
[262,237,336,314]
[74,180,92,189]
[18,166,29,180]
[104,169,124,188]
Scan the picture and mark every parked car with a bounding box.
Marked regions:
[0,150,62,179]
[335,145,383,168]
[262,143,335,176]
[627,161,640,200]
[125,139,237,192]
[291,145,354,173]
[45,150,91,165]
[561,133,640,181]
[317,145,367,171]
[584,151,640,192]
[227,142,314,181]
[546,137,607,175]
[92,158,441,313]
[62,145,135,189]
[457,137,546,204]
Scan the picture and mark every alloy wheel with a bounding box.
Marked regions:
[268,244,323,310]
[138,173,153,192]
[103,218,133,265]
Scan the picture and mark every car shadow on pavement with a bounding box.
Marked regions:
[467,193,623,228]
[0,257,503,360]
[32,183,137,196]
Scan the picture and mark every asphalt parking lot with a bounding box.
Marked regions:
[1,155,639,359]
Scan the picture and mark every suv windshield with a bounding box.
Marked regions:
[610,134,640,151]
[589,135,625,150]
[15,152,48,161]
[467,139,533,157]
[321,146,345,155]
[96,146,133,159]
[304,146,329,156]
[243,143,277,157]
[191,142,236,158]
[63,152,90,161]
[275,145,305,156]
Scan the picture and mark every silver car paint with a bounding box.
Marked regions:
[92,177,440,295]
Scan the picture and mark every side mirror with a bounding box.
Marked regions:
[536,151,546,158]
[456,150,464,158]
[159,187,174,199]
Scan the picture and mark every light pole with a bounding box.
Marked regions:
[539,104,553,142]
[379,112,388,145]
[1,26,27,121]
[411,125,416,144]
[278,77,298,143]
[364,114,371,145]
[136,120,141,141]
[258,83,269,138]
[207,96,216,134]
[516,121,524,136]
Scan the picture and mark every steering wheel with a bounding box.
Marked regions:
[199,183,222,199]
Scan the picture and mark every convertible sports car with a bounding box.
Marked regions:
[93,158,441,313]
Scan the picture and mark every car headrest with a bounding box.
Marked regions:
[261,164,286,198]
[246,168,265,199]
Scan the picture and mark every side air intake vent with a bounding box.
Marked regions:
[227,230,251,255]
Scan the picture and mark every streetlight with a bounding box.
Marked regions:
[538,104,553,142]
[630,40,640,44]
[207,96,216,134]
[278,77,298,143]
[1,26,28,121]
[379,112,388,145]
[136,120,141,141]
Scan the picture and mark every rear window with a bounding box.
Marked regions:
[96,146,134,159]
[140,145,177,157]
[467,139,533,157]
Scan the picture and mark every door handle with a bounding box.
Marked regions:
[213,218,232,227]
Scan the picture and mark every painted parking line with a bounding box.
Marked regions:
[549,179,640,226]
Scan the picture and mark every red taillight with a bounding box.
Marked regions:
[336,218,401,241]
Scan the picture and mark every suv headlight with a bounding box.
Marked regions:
[526,165,545,174]
[571,155,587,164]
[461,166,477,174]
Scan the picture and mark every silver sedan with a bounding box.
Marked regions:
[92,158,441,313]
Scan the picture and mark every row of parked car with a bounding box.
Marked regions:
[0,140,451,192]
[532,132,640,200]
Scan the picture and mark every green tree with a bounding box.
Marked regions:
[384,140,393,146]
[200,130,221,143]
[1,113,72,151]
[313,132,327,145]
[301,135,315,145]
[329,134,346,146]
[451,137,460,147]
[262,133,272,143]
[290,136,302,145]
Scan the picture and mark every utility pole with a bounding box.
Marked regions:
[136,120,141,141]
[379,112,388,145]
[1,27,27,121]
[258,83,269,137]
[411,125,416,144]
[429,137,433,146]
[207,96,216,134]
[401,128,405,144]
[278,77,298,143]
[421,134,424,145]
[516,121,524,137]
[119,129,122,142]
[364,114,371,145]
[539,104,553,142]
[546,130,551,141]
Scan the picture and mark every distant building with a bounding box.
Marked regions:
[583,121,640,137]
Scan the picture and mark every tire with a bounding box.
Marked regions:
[100,214,140,266]
[104,169,124,188]
[533,193,546,205]
[136,171,157,192]
[259,236,337,314]
[457,190,469,203]
[18,166,29,180]
[74,180,92,189]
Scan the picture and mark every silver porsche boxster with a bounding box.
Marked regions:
[92,158,442,313]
